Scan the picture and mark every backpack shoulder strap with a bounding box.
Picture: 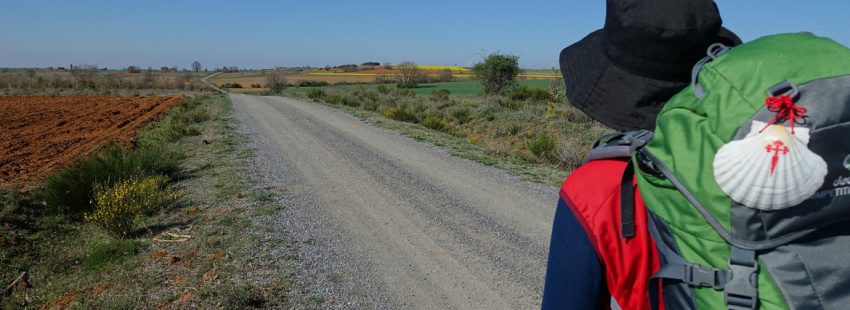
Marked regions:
[582,130,654,239]
[582,130,654,164]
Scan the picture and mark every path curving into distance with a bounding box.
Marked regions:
[231,94,558,309]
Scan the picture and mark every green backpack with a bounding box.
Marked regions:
[635,32,850,309]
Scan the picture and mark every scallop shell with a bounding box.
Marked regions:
[713,121,827,210]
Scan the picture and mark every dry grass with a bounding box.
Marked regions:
[288,84,610,186]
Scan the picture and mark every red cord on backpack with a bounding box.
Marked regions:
[760,95,807,134]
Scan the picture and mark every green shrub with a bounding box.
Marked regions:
[325,94,343,105]
[146,101,209,142]
[382,105,419,123]
[527,133,557,162]
[362,100,379,111]
[306,88,327,100]
[473,53,521,94]
[376,84,392,95]
[495,97,522,110]
[298,80,329,87]
[508,85,553,102]
[395,88,416,98]
[341,96,360,107]
[363,90,380,102]
[449,106,471,124]
[44,143,182,214]
[422,115,446,131]
[430,89,450,101]
[219,83,243,89]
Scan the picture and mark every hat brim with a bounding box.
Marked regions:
[560,27,741,131]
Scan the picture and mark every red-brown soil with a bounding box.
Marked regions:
[0,96,182,187]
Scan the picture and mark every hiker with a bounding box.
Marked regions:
[542,0,741,308]
[544,0,850,309]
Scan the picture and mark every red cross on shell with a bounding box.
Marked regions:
[764,140,790,175]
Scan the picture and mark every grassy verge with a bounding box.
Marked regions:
[282,79,555,97]
[284,84,610,187]
[0,95,311,308]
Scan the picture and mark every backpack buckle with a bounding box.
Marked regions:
[684,264,725,290]
[724,253,759,310]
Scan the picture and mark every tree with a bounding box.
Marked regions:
[472,53,520,94]
[127,65,141,73]
[396,61,422,89]
[382,62,393,70]
[191,61,202,72]
[266,68,286,93]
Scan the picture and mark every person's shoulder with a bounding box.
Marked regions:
[559,158,630,224]
[561,158,629,197]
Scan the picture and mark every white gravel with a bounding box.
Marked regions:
[231,94,558,309]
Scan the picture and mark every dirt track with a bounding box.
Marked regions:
[231,94,557,309]
[0,96,182,187]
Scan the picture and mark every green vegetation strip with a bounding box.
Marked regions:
[286,84,609,187]
[283,79,555,97]
[0,96,311,308]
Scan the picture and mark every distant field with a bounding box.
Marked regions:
[210,66,561,91]
[282,79,558,97]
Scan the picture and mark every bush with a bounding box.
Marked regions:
[298,80,329,87]
[362,100,379,111]
[306,88,327,100]
[325,94,342,105]
[376,84,392,95]
[219,83,243,89]
[528,133,557,162]
[449,106,471,124]
[473,53,521,94]
[382,106,418,123]
[495,97,522,110]
[430,89,450,101]
[85,176,179,238]
[395,88,416,98]
[44,143,182,214]
[508,85,553,102]
[138,98,209,142]
[422,115,446,131]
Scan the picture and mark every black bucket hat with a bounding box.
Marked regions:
[560,0,741,131]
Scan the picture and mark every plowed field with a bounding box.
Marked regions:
[0,96,182,187]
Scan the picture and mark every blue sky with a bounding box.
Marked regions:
[1,1,849,69]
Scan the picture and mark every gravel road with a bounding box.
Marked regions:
[231,94,558,309]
